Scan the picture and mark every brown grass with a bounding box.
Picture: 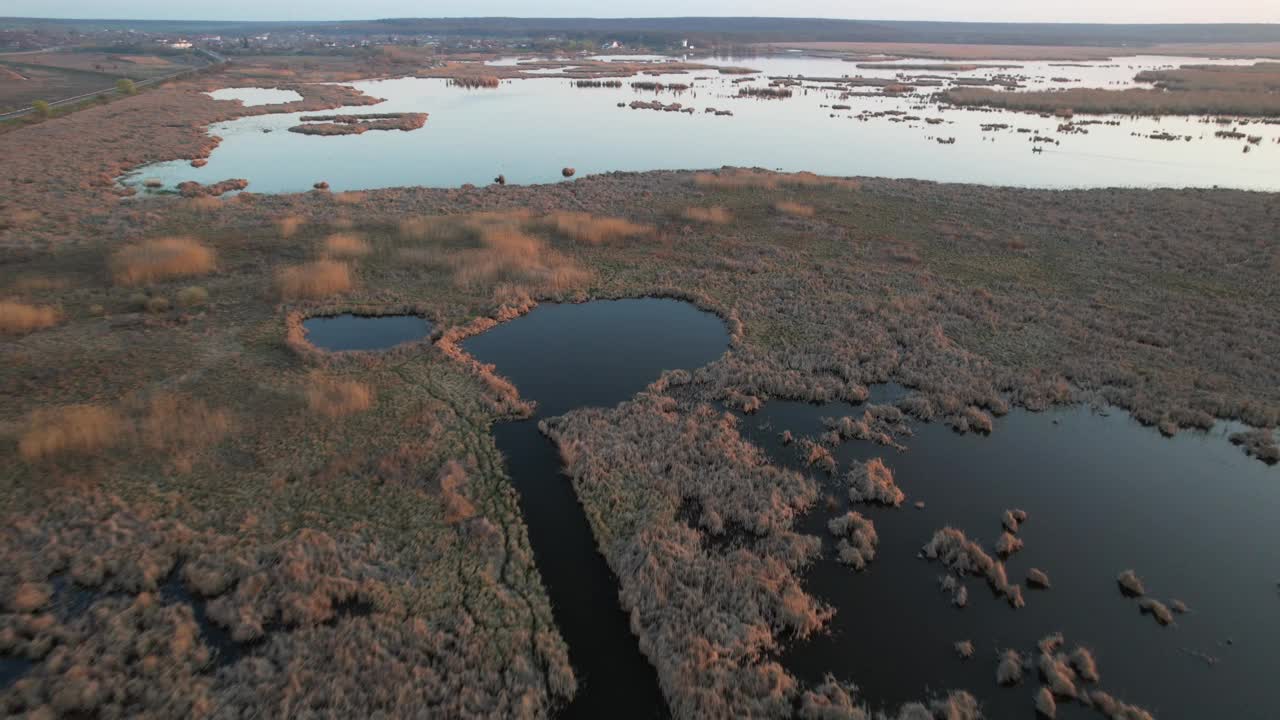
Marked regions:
[277,215,305,239]
[138,393,234,472]
[187,196,223,213]
[398,216,433,241]
[109,237,216,286]
[332,191,367,205]
[18,404,126,461]
[0,301,60,335]
[322,233,371,258]
[8,275,68,293]
[276,260,353,300]
[774,201,816,218]
[305,373,374,417]
[681,206,733,225]
[693,169,860,191]
[542,211,652,245]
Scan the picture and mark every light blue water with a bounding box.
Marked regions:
[127,55,1280,193]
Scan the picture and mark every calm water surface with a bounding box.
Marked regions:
[735,400,1280,719]
[464,299,730,719]
[301,314,431,351]
[127,55,1280,192]
[206,86,303,106]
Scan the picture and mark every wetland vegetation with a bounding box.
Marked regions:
[1,20,1278,720]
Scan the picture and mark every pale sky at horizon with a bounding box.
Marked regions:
[4,1,1279,25]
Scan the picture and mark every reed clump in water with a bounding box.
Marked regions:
[448,76,500,89]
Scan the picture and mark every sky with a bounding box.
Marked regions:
[5,1,1279,24]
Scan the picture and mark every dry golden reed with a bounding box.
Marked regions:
[306,373,374,417]
[276,260,353,300]
[0,301,60,335]
[323,233,371,258]
[110,237,216,286]
[681,206,733,224]
[19,404,126,461]
[542,211,651,245]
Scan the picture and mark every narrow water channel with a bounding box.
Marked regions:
[463,299,730,719]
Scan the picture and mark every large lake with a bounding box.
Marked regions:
[125,54,1280,192]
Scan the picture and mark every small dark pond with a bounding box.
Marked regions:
[464,298,730,719]
[301,314,431,352]
[734,399,1280,719]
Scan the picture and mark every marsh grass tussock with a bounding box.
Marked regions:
[1027,568,1052,589]
[305,373,374,418]
[828,511,878,570]
[997,649,1025,686]
[846,458,905,506]
[109,237,216,286]
[1116,570,1145,597]
[1137,597,1174,626]
[276,260,354,300]
[923,527,1024,608]
[0,301,60,335]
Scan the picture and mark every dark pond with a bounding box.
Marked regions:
[732,398,1280,719]
[301,314,431,352]
[464,298,730,719]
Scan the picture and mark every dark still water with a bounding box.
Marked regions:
[301,314,431,351]
[464,299,730,719]
[736,401,1280,719]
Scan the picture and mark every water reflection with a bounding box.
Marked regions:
[128,55,1279,192]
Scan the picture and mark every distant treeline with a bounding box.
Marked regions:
[4,16,1280,47]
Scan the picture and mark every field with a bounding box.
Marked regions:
[0,50,196,113]
[1,53,1278,718]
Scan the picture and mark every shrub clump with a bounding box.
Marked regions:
[175,286,209,308]
[0,301,60,335]
[109,237,216,286]
[276,260,353,300]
